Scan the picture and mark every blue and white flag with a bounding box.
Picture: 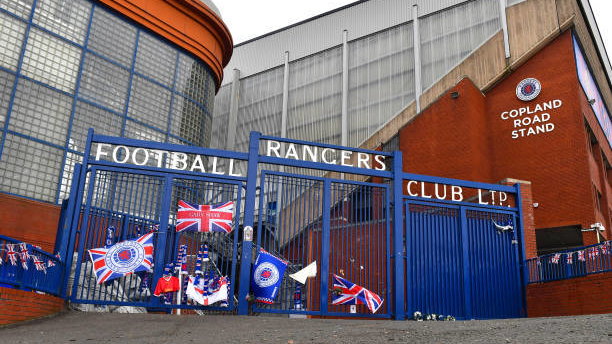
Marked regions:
[88,232,154,284]
[251,249,288,304]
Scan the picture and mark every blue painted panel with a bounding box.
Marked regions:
[405,202,465,319]
[466,210,522,319]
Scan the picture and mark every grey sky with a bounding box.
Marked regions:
[215,0,612,69]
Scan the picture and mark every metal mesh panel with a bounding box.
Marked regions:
[88,6,136,67]
[348,23,415,148]
[128,76,171,131]
[71,101,123,152]
[287,46,342,146]
[33,0,91,45]
[0,11,27,71]
[170,94,210,147]
[0,0,34,19]
[21,28,81,93]
[0,133,63,201]
[210,84,231,149]
[79,53,130,113]
[0,69,15,127]
[135,31,177,86]
[124,119,166,143]
[176,53,212,105]
[9,78,72,146]
[420,0,501,91]
[234,66,284,153]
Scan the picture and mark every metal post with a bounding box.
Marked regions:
[459,207,473,320]
[341,30,349,146]
[514,183,528,317]
[281,52,290,140]
[499,0,511,58]
[392,151,405,320]
[412,4,422,113]
[319,179,332,315]
[150,176,174,306]
[226,69,241,151]
[237,131,261,315]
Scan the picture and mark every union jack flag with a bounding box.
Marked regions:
[32,256,47,274]
[566,253,573,265]
[47,259,56,268]
[19,243,29,270]
[602,242,609,255]
[331,274,383,314]
[577,250,586,262]
[88,232,154,284]
[6,244,18,266]
[551,253,561,264]
[176,200,234,233]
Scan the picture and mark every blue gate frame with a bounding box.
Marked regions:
[57,129,528,320]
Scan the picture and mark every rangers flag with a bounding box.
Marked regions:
[331,274,384,314]
[88,232,154,284]
[251,249,288,304]
[176,200,234,233]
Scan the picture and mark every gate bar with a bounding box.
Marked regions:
[237,132,261,315]
[392,151,405,320]
[319,179,332,315]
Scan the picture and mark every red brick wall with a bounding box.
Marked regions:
[399,31,602,246]
[527,272,612,317]
[0,287,65,326]
[0,193,61,252]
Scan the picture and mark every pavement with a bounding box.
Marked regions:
[1,311,611,344]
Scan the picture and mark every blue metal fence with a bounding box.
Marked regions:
[526,241,612,283]
[0,235,64,296]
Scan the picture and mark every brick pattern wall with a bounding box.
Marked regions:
[527,272,612,317]
[0,287,65,326]
[0,193,61,252]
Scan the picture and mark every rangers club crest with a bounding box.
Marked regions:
[105,241,146,274]
[254,262,280,288]
[516,78,542,101]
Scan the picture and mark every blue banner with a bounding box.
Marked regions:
[251,249,288,304]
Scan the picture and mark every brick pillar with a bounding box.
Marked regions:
[501,178,536,259]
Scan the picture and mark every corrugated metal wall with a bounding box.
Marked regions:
[212,0,506,151]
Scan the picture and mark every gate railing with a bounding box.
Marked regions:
[526,241,612,283]
[0,235,64,296]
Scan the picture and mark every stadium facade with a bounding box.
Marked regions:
[211,0,612,254]
[0,0,232,249]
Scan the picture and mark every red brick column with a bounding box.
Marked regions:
[502,178,536,259]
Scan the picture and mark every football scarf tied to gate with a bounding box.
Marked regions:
[186,274,229,306]
[251,249,288,304]
[331,274,383,314]
[88,232,154,284]
[176,200,234,233]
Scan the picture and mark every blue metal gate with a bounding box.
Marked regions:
[59,129,527,319]
[63,131,246,311]
[252,171,391,318]
[403,176,525,320]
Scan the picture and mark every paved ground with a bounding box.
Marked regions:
[1,312,611,343]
